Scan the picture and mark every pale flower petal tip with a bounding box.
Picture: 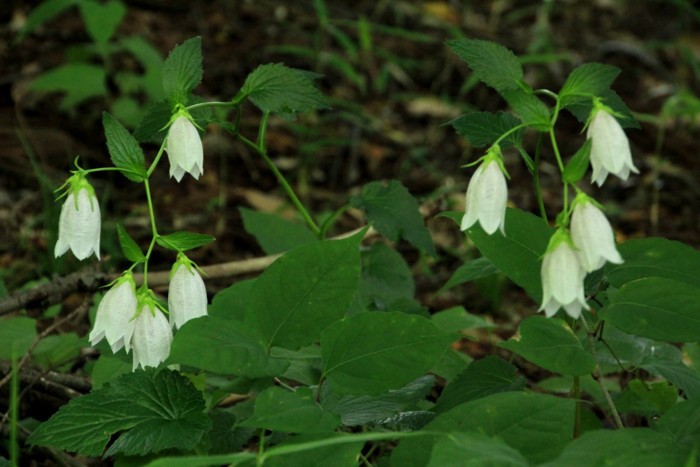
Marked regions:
[166,115,204,182]
[168,260,208,329]
[89,275,138,354]
[131,306,173,370]
[539,232,590,319]
[462,158,508,236]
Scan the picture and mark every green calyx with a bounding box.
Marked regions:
[162,104,202,132]
[169,252,205,280]
[572,190,603,211]
[544,227,575,256]
[461,144,510,179]
[136,288,167,318]
[55,168,97,210]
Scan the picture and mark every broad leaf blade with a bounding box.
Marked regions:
[427,432,530,467]
[446,38,525,93]
[450,111,524,148]
[116,224,145,263]
[162,37,203,105]
[241,63,329,114]
[503,89,550,131]
[351,180,435,257]
[156,231,215,251]
[436,257,499,295]
[242,387,340,433]
[321,311,454,395]
[102,112,147,182]
[239,207,317,255]
[559,63,621,108]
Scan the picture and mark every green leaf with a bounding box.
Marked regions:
[27,369,211,457]
[436,257,499,295]
[245,233,362,350]
[78,0,126,45]
[156,231,215,252]
[242,387,340,433]
[168,316,284,378]
[541,428,685,467]
[322,375,435,426]
[434,356,524,414]
[430,306,495,333]
[264,434,364,467]
[240,63,329,114]
[90,354,131,389]
[641,357,700,400]
[503,89,550,131]
[239,207,318,255]
[601,277,700,343]
[0,317,36,358]
[321,311,454,395]
[655,397,700,451]
[562,139,592,183]
[208,279,256,321]
[499,316,596,376]
[102,112,147,182]
[566,88,640,129]
[446,38,525,93]
[351,180,435,257]
[355,242,415,312]
[605,237,700,289]
[133,100,171,143]
[559,63,621,108]
[33,333,84,370]
[615,380,677,417]
[427,432,530,467]
[390,392,575,466]
[30,63,107,109]
[465,207,553,303]
[162,36,203,105]
[16,0,78,42]
[450,111,524,148]
[116,224,145,263]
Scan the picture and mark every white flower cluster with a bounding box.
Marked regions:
[461,106,635,320]
[54,113,207,370]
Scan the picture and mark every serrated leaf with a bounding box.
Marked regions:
[562,139,591,183]
[566,88,640,129]
[133,100,171,143]
[116,224,145,263]
[78,0,125,45]
[450,111,524,148]
[239,207,318,255]
[321,311,454,395]
[503,89,551,131]
[156,231,215,252]
[560,63,621,108]
[499,316,596,376]
[162,37,203,105]
[350,180,435,257]
[240,63,329,114]
[31,64,107,109]
[446,38,525,93]
[242,387,340,433]
[27,369,211,457]
[436,257,499,295]
[245,233,362,350]
[434,356,523,414]
[102,112,147,182]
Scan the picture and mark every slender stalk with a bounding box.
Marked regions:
[533,134,548,222]
[186,101,238,111]
[147,138,169,177]
[257,429,267,467]
[142,178,160,288]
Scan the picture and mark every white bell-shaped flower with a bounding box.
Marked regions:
[89,273,138,353]
[570,195,623,272]
[54,174,101,260]
[539,229,589,319]
[166,115,204,182]
[461,146,508,235]
[587,107,639,186]
[168,254,208,329]
[131,298,173,370]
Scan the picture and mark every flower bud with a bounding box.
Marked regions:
[587,107,639,186]
[168,254,208,329]
[166,115,204,182]
[570,195,623,272]
[89,272,138,353]
[461,147,508,235]
[539,229,589,319]
[54,174,101,260]
[131,298,173,370]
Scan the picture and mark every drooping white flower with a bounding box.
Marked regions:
[54,174,101,260]
[461,146,508,235]
[131,299,173,370]
[586,107,639,186]
[539,229,589,319]
[166,115,204,182]
[89,272,138,353]
[168,254,208,329]
[570,195,623,272]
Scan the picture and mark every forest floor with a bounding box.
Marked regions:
[0,0,699,462]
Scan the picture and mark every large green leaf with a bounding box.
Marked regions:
[655,397,700,451]
[30,63,107,109]
[354,242,415,312]
[0,317,36,358]
[240,63,329,114]
[242,387,340,433]
[207,279,256,321]
[559,62,621,108]
[79,0,125,45]
[436,257,499,295]
[351,180,435,256]
[499,316,596,376]
[450,111,524,148]
[446,38,525,93]
[390,392,575,466]
[605,237,700,289]
[245,233,362,350]
[503,89,551,131]
[102,112,147,182]
[541,428,685,467]
[321,312,454,395]
[601,277,700,342]
[465,207,553,302]
[264,434,363,467]
[26,369,210,457]
[434,356,524,414]
[161,37,202,105]
[427,432,529,467]
[239,207,317,255]
[167,316,284,377]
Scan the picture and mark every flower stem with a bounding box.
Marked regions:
[147,138,169,177]
[142,177,160,288]
[186,101,238,111]
[533,134,548,223]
